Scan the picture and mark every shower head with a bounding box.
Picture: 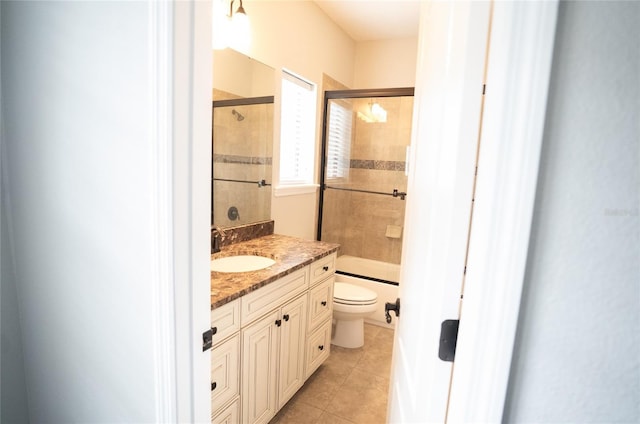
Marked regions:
[232,109,245,121]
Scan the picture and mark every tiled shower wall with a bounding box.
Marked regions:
[212,95,273,227]
[322,96,413,265]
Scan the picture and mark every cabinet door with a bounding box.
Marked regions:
[242,310,279,424]
[277,294,308,410]
[211,334,240,416]
[308,276,334,331]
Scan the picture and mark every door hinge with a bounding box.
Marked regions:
[202,327,216,352]
[438,319,460,362]
[482,84,486,95]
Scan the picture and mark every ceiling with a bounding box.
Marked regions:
[313,0,421,42]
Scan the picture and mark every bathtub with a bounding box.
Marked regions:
[334,255,400,328]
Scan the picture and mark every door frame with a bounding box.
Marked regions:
[153,1,213,422]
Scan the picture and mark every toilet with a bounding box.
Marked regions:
[332,282,378,349]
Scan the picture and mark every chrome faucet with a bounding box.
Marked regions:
[211,226,226,253]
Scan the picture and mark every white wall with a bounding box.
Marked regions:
[1,2,171,421]
[354,38,417,89]
[503,1,640,422]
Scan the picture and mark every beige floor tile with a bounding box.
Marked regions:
[270,398,324,424]
[341,368,389,391]
[312,359,354,386]
[355,346,392,378]
[294,372,341,410]
[374,327,395,346]
[363,323,382,344]
[316,411,357,424]
[326,345,364,370]
[325,384,388,424]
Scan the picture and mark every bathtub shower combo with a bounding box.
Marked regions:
[318,88,414,346]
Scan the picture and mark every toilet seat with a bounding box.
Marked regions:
[333,282,377,306]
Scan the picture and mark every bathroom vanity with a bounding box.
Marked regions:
[209,234,339,424]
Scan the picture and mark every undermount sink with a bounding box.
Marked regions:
[210,255,276,273]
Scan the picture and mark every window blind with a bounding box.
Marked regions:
[280,70,316,185]
[326,102,353,180]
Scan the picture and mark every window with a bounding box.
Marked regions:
[326,101,352,180]
[278,69,317,190]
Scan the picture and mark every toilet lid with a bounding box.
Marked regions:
[333,282,377,304]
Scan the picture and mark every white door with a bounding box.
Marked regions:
[388,1,560,422]
[388,1,492,422]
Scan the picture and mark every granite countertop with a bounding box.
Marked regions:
[210,234,340,309]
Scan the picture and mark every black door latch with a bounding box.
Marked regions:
[385,298,401,323]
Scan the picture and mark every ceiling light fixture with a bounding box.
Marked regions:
[357,101,387,123]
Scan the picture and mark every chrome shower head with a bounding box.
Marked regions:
[232,109,245,121]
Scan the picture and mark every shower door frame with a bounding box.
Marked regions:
[211,95,275,225]
[316,87,415,248]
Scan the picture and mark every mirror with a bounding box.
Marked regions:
[212,48,275,228]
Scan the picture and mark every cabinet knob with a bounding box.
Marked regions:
[283,314,290,322]
[211,382,217,391]
[211,326,217,335]
[321,301,327,306]
[318,345,324,351]
[275,319,282,327]
[323,266,329,271]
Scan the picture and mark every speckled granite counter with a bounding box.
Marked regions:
[210,234,340,309]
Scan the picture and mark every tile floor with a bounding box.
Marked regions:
[270,323,395,424]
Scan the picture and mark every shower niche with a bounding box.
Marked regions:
[212,48,275,228]
[318,88,414,279]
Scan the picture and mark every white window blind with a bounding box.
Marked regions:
[279,70,316,186]
[326,102,352,180]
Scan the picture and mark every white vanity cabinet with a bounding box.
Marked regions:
[211,252,337,424]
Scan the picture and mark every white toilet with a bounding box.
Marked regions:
[332,282,378,348]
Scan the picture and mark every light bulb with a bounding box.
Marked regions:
[230,9,250,53]
[371,103,387,122]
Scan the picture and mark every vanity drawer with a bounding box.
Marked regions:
[241,267,309,326]
[211,333,240,415]
[308,276,334,332]
[211,398,239,424]
[211,298,240,346]
[305,318,332,379]
[310,253,336,287]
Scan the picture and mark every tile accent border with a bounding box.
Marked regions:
[350,159,406,172]
[214,153,272,165]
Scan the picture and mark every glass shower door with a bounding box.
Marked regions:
[318,90,414,279]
